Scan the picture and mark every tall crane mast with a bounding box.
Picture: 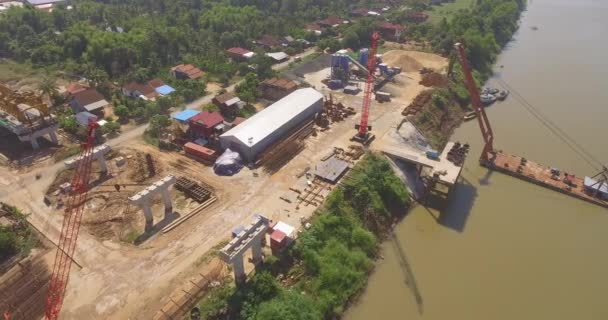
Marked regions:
[45,121,99,320]
[353,32,380,144]
[453,43,495,163]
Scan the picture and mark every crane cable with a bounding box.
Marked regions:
[494,78,604,171]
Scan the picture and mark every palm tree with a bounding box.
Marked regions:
[37,76,58,104]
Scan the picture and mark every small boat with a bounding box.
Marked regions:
[531,26,539,31]
[488,88,499,95]
[464,111,477,121]
[480,93,497,105]
[497,90,509,101]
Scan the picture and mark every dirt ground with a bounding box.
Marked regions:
[0,50,448,320]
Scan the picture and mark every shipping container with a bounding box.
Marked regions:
[184,142,218,161]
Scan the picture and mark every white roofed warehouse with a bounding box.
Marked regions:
[219,88,323,162]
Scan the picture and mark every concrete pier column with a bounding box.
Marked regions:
[161,189,172,216]
[251,239,263,266]
[232,254,246,285]
[30,137,40,150]
[141,203,154,232]
[49,131,59,145]
[95,154,108,173]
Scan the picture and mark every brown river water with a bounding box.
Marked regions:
[345,0,608,319]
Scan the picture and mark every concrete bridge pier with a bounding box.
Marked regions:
[129,175,177,232]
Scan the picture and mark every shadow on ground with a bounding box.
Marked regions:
[134,210,181,245]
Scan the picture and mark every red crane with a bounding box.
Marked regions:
[453,42,494,163]
[353,32,380,144]
[45,120,99,320]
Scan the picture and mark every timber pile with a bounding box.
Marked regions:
[0,256,49,320]
[402,90,433,116]
[256,120,314,173]
[175,176,213,203]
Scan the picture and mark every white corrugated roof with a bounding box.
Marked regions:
[220,88,322,146]
[266,52,289,61]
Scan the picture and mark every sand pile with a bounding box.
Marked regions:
[382,50,423,72]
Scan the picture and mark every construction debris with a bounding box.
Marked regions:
[402,90,433,117]
[316,95,356,129]
[175,176,213,203]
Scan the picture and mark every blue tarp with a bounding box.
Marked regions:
[172,109,200,123]
[75,111,97,126]
[155,85,176,96]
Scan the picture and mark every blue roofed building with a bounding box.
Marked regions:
[155,85,176,96]
[172,109,200,124]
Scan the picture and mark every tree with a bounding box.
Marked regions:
[113,105,129,120]
[341,31,360,50]
[59,113,78,133]
[254,291,322,320]
[148,114,171,136]
[102,121,121,134]
[37,76,58,104]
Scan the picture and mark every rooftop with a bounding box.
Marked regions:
[190,111,224,128]
[72,88,107,107]
[261,78,297,90]
[172,109,200,122]
[220,88,322,146]
[214,92,236,105]
[148,78,165,89]
[26,0,64,5]
[123,81,156,96]
[377,21,404,31]
[318,16,344,26]
[266,52,289,61]
[155,85,175,96]
[171,64,204,79]
[226,47,252,56]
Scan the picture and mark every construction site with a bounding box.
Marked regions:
[0,35,486,320]
[0,83,62,165]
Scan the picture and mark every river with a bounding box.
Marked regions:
[345,1,608,319]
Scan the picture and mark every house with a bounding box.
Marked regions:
[266,52,289,63]
[226,47,254,62]
[70,88,110,114]
[213,92,244,118]
[65,82,88,96]
[296,38,312,48]
[317,16,345,28]
[305,24,323,35]
[377,21,404,41]
[281,36,295,47]
[26,0,63,11]
[406,11,429,23]
[122,81,158,100]
[351,8,370,17]
[189,111,225,137]
[258,78,297,101]
[171,109,200,124]
[147,79,176,96]
[255,35,280,50]
[170,64,204,80]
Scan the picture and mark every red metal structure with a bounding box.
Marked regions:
[355,32,380,142]
[45,121,99,320]
[453,43,494,163]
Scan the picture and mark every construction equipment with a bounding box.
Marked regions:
[453,43,494,163]
[352,32,380,145]
[45,120,99,319]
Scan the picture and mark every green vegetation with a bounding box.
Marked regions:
[192,153,410,320]
[0,204,39,263]
[53,145,82,162]
[425,0,475,23]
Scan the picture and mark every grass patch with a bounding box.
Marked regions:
[0,60,46,83]
[203,104,220,112]
[122,230,139,244]
[143,131,160,147]
[425,0,475,23]
[196,239,230,267]
[53,145,82,162]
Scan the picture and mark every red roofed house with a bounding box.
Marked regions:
[255,35,280,50]
[148,78,165,89]
[377,21,404,41]
[170,64,204,80]
[189,111,225,137]
[226,47,254,62]
[121,81,158,100]
[305,24,324,35]
[65,82,88,96]
[317,16,344,28]
[406,12,429,23]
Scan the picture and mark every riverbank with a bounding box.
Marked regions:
[193,153,410,319]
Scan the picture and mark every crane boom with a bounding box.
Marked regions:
[453,43,494,162]
[357,32,380,138]
[45,121,99,320]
